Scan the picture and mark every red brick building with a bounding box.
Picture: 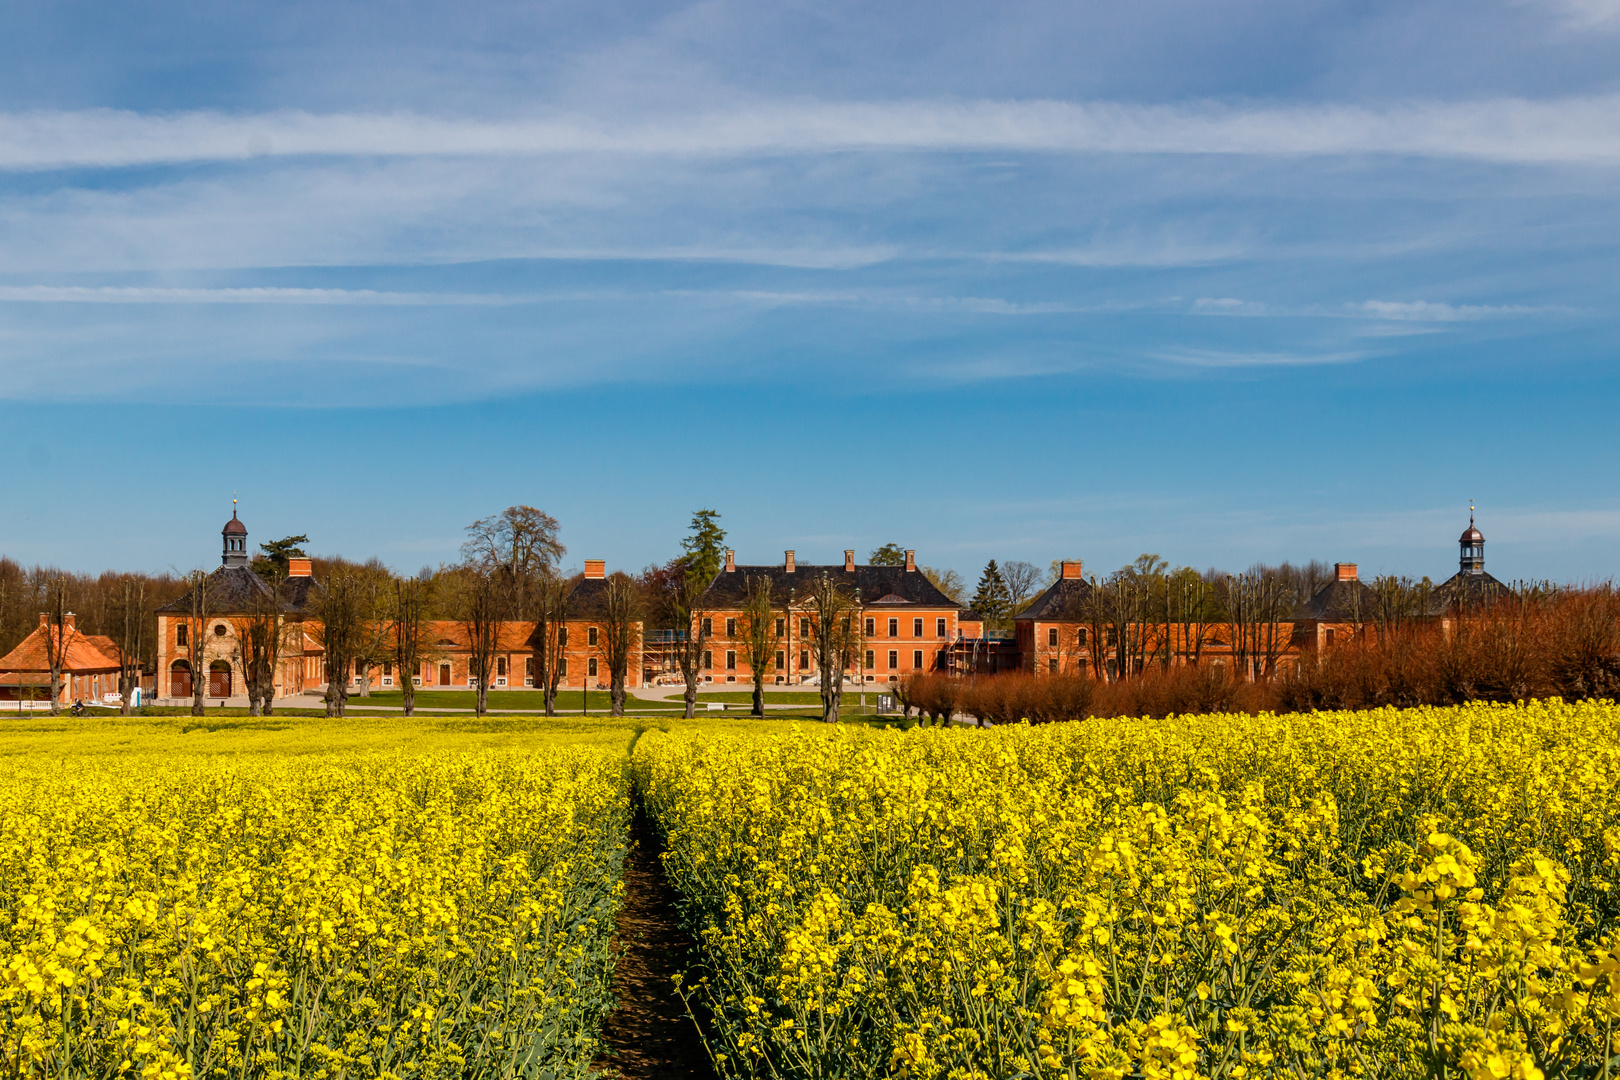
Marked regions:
[0,613,125,705]
[694,549,978,685]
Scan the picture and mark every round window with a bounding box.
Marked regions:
[214,624,228,636]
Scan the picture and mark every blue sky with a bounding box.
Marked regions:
[2,0,1618,584]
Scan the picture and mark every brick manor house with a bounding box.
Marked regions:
[112,509,1513,703]
[152,514,647,703]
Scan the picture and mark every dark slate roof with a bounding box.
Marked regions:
[1431,571,1513,611]
[564,576,615,618]
[1292,579,1379,622]
[1015,577,1095,621]
[158,566,317,614]
[700,564,964,609]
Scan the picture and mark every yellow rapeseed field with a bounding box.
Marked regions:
[637,701,1620,1080]
[0,721,630,1078]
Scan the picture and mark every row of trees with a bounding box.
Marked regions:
[0,558,187,716]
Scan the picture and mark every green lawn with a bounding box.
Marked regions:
[695,690,873,705]
[339,689,681,712]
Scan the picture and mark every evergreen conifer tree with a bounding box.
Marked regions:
[679,509,727,591]
[971,560,1012,633]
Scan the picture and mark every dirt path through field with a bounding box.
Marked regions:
[595,810,717,1080]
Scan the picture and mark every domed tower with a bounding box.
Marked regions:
[1459,505,1485,576]
[222,504,249,568]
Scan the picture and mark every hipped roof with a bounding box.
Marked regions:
[157,566,318,615]
[700,564,964,609]
[0,626,121,674]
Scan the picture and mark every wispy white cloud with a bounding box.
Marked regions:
[1153,347,1370,368]
[0,285,513,304]
[7,95,1620,172]
[1531,0,1620,30]
[1354,299,1557,320]
[1193,296,1268,315]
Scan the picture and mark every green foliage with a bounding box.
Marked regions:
[251,534,308,581]
[971,559,1012,628]
[679,509,727,591]
[868,543,906,566]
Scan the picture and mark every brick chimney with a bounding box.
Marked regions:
[904,549,916,573]
[287,557,313,578]
[785,550,796,573]
[724,550,735,573]
[1335,562,1358,582]
[844,549,855,572]
[584,559,606,580]
[1061,560,1084,580]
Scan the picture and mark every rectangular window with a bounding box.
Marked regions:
[776,618,785,637]
[913,618,923,637]
[1106,628,1118,647]
[865,649,875,669]
[775,650,785,670]
[702,617,713,637]
[355,658,365,676]
[588,657,598,677]
[726,618,737,637]
[1325,629,1337,645]
[1078,628,1088,646]
[912,649,923,670]
[726,650,737,670]
[1048,627,1059,648]
[936,617,946,638]
[588,626,599,646]
[558,658,568,677]
[497,657,507,677]
[558,628,569,647]
[799,618,810,638]
[865,618,875,636]
[383,661,393,676]
[703,650,713,670]
[799,649,810,669]
[177,624,188,647]
[887,650,898,670]
[1049,658,1059,674]
[525,657,534,677]
[888,618,898,637]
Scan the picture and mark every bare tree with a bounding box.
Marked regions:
[349,560,393,698]
[739,573,782,717]
[41,575,70,715]
[451,566,505,717]
[656,564,711,719]
[921,566,966,604]
[312,565,366,718]
[599,572,642,716]
[108,576,151,716]
[388,573,436,717]
[807,572,862,722]
[461,506,565,582]
[237,571,286,717]
[1002,560,1043,617]
[180,569,212,716]
[531,571,574,716]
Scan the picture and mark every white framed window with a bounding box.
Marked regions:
[469,676,479,688]
[496,677,508,687]
[382,676,394,687]
[412,676,422,686]
[524,677,534,686]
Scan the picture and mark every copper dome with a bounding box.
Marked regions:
[223,510,247,536]
[1460,523,1483,544]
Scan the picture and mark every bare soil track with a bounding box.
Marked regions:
[594,810,718,1080]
